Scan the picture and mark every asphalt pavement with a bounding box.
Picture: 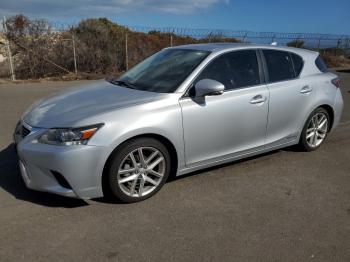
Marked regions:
[0,71,349,262]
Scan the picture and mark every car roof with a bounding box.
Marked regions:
[170,43,318,56]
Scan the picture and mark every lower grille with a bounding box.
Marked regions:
[51,171,72,189]
[22,126,30,137]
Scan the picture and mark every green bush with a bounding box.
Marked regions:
[287,40,305,48]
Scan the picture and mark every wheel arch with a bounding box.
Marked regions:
[101,133,179,197]
[318,104,334,131]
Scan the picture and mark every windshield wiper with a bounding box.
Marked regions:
[107,79,137,89]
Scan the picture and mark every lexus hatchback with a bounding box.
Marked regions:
[14,43,343,203]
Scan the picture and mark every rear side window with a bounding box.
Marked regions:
[194,50,261,90]
[263,50,295,82]
[315,56,328,73]
[290,53,304,76]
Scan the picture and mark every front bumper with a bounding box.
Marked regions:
[15,123,107,199]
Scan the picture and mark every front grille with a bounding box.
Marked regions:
[22,125,31,137]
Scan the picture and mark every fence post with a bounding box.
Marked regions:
[336,38,342,56]
[337,38,341,49]
[170,35,173,47]
[242,33,248,43]
[72,32,78,76]
[3,16,16,81]
[125,33,129,70]
[317,37,322,51]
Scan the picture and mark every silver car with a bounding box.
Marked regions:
[14,43,343,203]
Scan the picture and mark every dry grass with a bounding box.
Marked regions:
[321,53,350,68]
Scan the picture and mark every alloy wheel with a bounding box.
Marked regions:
[306,112,328,148]
[116,147,166,198]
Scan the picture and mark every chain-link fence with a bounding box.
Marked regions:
[127,25,350,49]
[1,15,349,80]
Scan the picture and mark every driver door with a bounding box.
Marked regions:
[179,50,269,167]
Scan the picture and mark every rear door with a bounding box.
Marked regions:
[262,49,315,147]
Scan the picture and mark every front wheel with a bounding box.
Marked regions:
[299,108,330,151]
[106,138,171,203]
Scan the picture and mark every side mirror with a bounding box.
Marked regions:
[194,79,224,97]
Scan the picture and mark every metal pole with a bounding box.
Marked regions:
[170,35,173,47]
[72,32,78,76]
[337,38,341,49]
[3,16,15,81]
[336,38,341,56]
[317,37,322,50]
[125,33,128,70]
[242,33,248,43]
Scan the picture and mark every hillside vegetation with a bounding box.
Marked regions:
[1,15,349,80]
[2,15,240,79]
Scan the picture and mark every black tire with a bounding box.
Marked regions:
[299,107,330,152]
[106,137,171,203]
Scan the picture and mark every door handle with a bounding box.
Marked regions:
[300,85,313,94]
[250,95,266,104]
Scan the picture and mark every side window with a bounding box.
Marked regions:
[194,50,261,91]
[263,50,295,82]
[315,56,329,73]
[290,53,304,76]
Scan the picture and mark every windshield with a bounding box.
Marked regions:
[116,49,210,93]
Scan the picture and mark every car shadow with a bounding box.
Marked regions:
[168,144,302,183]
[0,143,88,208]
[0,142,302,206]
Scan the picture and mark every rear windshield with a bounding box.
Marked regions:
[315,56,329,73]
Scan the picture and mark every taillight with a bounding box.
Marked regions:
[331,78,340,88]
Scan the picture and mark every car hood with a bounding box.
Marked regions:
[22,80,159,128]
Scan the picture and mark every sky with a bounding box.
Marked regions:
[1,0,350,35]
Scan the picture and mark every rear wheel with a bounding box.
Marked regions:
[299,108,329,151]
[107,138,171,203]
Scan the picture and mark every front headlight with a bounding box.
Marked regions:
[38,124,104,146]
